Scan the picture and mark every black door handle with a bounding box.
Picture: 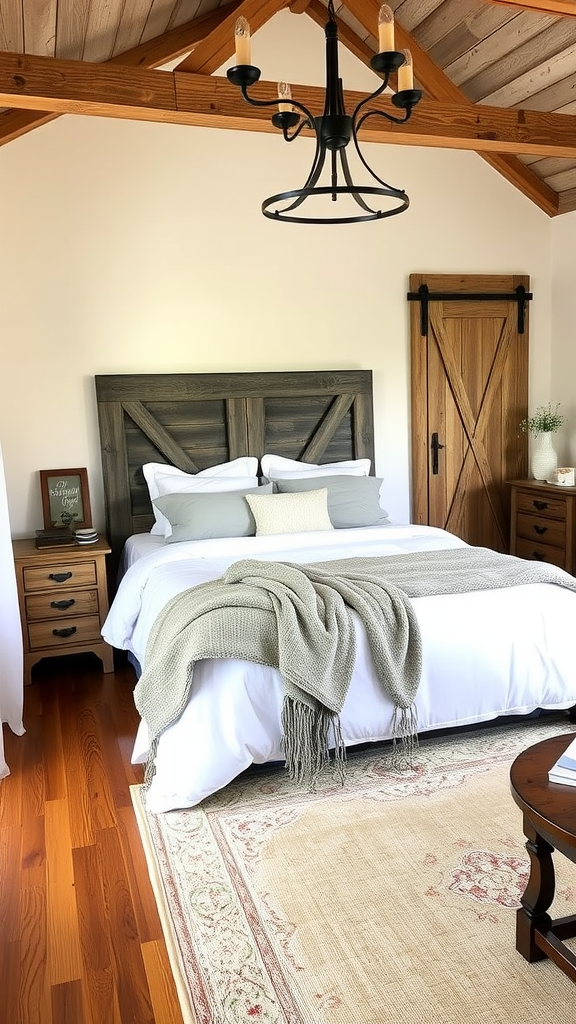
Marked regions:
[431,432,445,475]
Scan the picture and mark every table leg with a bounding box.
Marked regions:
[516,817,555,962]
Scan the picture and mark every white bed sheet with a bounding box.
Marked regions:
[102,524,576,811]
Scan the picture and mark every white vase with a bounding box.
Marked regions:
[530,431,558,481]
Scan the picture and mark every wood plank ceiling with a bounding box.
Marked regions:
[1,0,576,214]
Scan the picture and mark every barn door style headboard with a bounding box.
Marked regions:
[95,369,375,564]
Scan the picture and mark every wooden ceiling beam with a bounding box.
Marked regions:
[175,0,287,74]
[1,50,576,163]
[0,3,243,147]
[342,0,558,214]
[485,0,576,16]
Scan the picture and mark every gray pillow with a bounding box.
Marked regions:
[153,483,273,542]
[274,475,388,529]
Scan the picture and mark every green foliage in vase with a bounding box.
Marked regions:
[519,402,564,436]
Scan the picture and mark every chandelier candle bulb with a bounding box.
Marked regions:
[234,16,251,65]
[277,81,293,112]
[398,50,414,91]
[378,4,394,52]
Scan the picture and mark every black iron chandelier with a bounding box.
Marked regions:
[226,2,422,224]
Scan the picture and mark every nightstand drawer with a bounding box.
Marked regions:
[516,513,566,549]
[514,537,567,569]
[25,589,99,621]
[515,491,567,521]
[23,560,97,592]
[28,615,103,651]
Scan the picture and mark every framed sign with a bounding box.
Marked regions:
[39,468,92,530]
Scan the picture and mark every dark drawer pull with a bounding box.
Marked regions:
[48,571,73,583]
[533,525,547,535]
[52,626,77,638]
[50,599,75,610]
[531,551,545,561]
[533,500,548,511]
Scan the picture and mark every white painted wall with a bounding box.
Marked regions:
[0,11,553,537]
[551,210,576,466]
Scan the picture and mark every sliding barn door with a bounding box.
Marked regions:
[410,273,530,552]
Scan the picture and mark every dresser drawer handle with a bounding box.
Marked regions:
[49,571,73,583]
[531,551,545,561]
[533,525,547,535]
[52,626,77,638]
[533,500,548,511]
[51,599,76,610]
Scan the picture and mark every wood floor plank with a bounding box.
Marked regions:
[40,676,67,801]
[45,797,84,985]
[97,824,156,1024]
[0,939,26,1024]
[73,843,121,1024]
[61,678,97,846]
[141,940,186,1024]
[19,697,45,821]
[77,702,118,832]
[0,727,25,826]
[21,812,45,888]
[1,658,183,1024]
[103,662,144,785]
[117,802,164,944]
[19,886,51,1024]
[0,822,22,940]
[51,979,86,1024]
[96,696,135,809]
[66,766,95,849]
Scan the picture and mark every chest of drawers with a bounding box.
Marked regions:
[12,536,115,684]
[508,480,576,574]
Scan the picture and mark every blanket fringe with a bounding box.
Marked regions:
[143,737,158,788]
[281,696,346,791]
[391,704,419,769]
[281,698,418,789]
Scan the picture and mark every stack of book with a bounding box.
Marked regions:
[548,736,576,787]
[35,528,76,549]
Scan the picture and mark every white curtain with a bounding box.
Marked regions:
[0,441,24,778]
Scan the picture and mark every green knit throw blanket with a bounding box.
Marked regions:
[135,546,576,792]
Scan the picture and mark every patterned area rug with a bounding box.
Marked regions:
[131,715,576,1024]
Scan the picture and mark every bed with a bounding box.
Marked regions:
[96,370,576,812]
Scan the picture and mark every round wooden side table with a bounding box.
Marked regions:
[510,733,576,984]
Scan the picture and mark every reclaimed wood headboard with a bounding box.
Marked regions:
[95,369,375,566]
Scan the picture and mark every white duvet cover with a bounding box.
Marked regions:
[102,524,576,811]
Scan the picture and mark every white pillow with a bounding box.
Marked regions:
[245,489,334,536]
[143,458,259,536]
[260,454,371,481]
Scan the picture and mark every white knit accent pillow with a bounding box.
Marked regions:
[245,489,334,536]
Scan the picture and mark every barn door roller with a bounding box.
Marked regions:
[407,283,533,336]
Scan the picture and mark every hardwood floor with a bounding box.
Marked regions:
[0,654,184,1024]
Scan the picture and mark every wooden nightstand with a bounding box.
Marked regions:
[12,536,115,685]
[508,479,576,574]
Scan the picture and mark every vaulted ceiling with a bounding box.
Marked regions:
[1,0,576,215]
